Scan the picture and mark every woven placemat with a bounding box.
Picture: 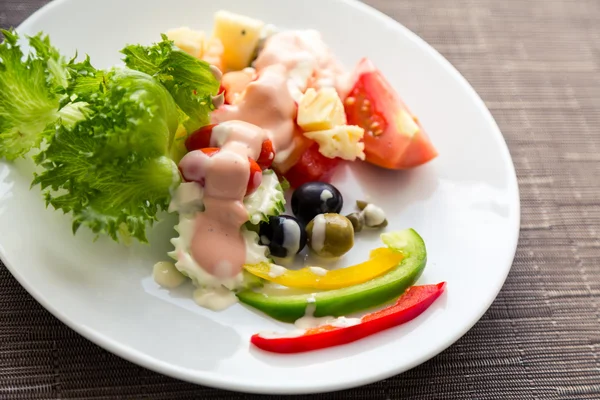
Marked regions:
[2,0,600,398]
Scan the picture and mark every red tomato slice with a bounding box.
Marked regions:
[247,158,263,196]
[185,148,262,196]
[199,147,219,156]
[186,124,274,170]
[185,124,216,152]
[283,143,340,188]
[344,58,437,169]
[257,139,275,170]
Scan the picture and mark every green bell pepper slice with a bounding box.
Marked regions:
[236,228,427,323]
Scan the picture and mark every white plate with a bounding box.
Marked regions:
[0,0,520,394]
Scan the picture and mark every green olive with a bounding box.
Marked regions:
[306,213,354,258]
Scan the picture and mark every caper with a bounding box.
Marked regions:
[355,200,388,229]
[356,200,368,211]
[372,219,388,229]
[305,213,354,258]
[345,212,364,232]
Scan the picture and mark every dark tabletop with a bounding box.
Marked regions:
[2,0,600,398]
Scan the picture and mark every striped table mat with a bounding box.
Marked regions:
[2,0,600,398]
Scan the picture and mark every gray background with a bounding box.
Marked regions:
[2,0,600,398]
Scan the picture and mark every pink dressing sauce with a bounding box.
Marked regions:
[178,31,345,280]
[254,30,348,94]
[212,64,297,161]
[178,121,266,278]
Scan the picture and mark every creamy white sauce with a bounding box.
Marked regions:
[308,266,328,276]
[363,203,386,227]
[193,286,238,311]
[209,123,234,148]
[243,229,272,265]
[168,187,270,311]
[261,300,361,338]
[153,261,186,289]
[257,329,305,339]
[281,218,301,256]
[258,314,360,339]
[268,264,287,278]
[320,189,333,202]
[293,302,360,330]
[294,304,332,329]
[311,214,327,253]
[329,316,361,328]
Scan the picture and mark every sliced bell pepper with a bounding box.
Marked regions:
[243,247,403,290]
[251,282,446,353]
[237,229,427,322]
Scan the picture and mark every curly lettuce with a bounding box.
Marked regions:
[33,67,180,242]
[0,30,64,159]
[121,35,220,133]
[0,31,220,243]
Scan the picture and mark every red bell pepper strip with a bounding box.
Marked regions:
[251,282,446,353]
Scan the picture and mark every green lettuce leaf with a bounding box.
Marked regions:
[33,66,181,242]
[1,31,222,244]
[121,35,220,133]
[0,29,66,160]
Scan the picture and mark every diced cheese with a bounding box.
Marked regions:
[297,88,346,131]
[213,10,265,71]
[304,125,365,161]
[166,27,206,59]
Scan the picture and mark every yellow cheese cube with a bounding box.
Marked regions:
[304,125,365,161]
[297,88,347,132]
[213,10,264,71]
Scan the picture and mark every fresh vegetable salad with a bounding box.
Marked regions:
[0,10,443,353]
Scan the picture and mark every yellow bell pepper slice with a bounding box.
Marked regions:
[244,247,403,290]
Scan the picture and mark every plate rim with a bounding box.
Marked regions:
[3,0,521,394]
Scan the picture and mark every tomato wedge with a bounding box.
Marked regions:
[344,58,437,169]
